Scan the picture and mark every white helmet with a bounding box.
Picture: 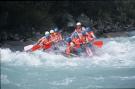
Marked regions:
[45,31,50,36]
[76,22,81,26]
[50,30,54,33]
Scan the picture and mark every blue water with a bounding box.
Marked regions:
[1,33,135,89]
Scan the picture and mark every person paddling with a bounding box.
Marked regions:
[54,28,63,50]
[68,32,83,56]
[31,31,52,51]
[85,27,96,41]
[71,22,86,40]
[54,28,63,42]
[65,37,74,56]
[80,30,93,56]
[41,31,53,51]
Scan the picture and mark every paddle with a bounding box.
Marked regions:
[24,45,34,51]
[92,40,103,48]
[85,46,93,56]
[24,44,41,52]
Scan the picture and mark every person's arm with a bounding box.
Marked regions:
[86,35,94,42]
[65,43,72,55]
[79,36,85,44]
[59,33,63,41]
[82,27,86,31]
[70,42,75,47]
[37,38,42,44]
[90,32,96,39]
[66,46,70,55]
[70,31,76,39]
[91,27,96,39]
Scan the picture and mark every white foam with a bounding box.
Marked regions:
[49,77,75,86]
[110,76,135,80]
[1,35,135,68]
[1,48,42,66]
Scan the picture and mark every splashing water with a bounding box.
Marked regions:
[1,34,135,89]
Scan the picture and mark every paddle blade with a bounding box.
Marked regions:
[24,45,33,51]
[65,47,70,55]
[86,47,93,56]
[31,44,41,51]
[93,40,103,48]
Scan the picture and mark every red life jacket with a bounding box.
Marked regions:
[80,35,87,44]
[72,38,82,48]
[81,34,93,44]
[42,37,52,49]
[50,32,62,43]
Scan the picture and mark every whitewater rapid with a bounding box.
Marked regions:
[1,34,135,89]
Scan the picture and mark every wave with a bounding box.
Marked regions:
[1,36,135,68]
